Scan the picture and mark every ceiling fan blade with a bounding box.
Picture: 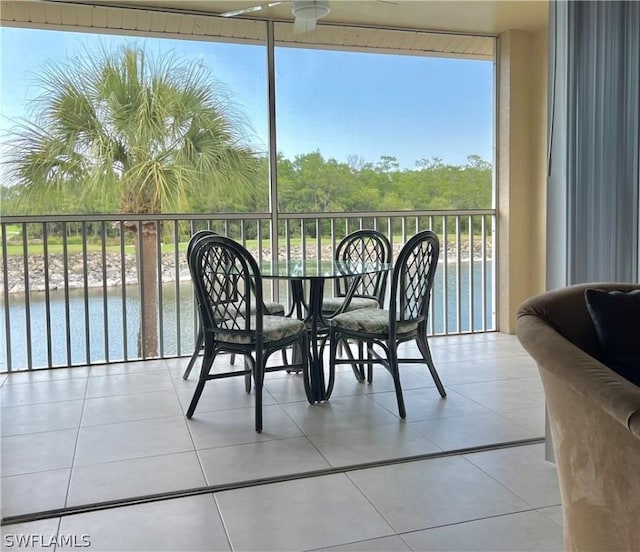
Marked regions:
[220,2,283,18]
[293,16,317,34]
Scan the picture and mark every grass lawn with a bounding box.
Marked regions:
[3,233,487,257]
[4,238,289,257]
[4,242,184,256]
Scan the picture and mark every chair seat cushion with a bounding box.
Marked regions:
[329,308,419,335]
[262,301,286,315]
[322,296,379,315]
[217,315,306,344]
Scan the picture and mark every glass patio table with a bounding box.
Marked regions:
[261,260,393,403]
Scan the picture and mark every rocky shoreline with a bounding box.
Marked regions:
[1,241,492,294]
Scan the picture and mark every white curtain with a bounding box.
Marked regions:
[547,0,640,286]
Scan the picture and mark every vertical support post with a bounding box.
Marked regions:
[267,21,280,302]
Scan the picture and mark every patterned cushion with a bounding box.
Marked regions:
[322,296,379,315]
[217,315,306,344]
[262,301,286,315]
[329,308,419,335]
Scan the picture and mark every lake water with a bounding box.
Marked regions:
[0,261,494,371]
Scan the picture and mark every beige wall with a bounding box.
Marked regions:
[497,28,548,333]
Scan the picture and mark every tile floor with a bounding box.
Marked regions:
[1,333,563,551]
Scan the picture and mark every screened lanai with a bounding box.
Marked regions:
[0,2,558,549]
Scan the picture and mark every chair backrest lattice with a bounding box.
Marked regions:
[190,235,263,338]
[187,230,217,265]
[334,230,392,304]
[392,231,440,324]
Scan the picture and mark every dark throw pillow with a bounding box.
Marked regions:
[584,288,640,387]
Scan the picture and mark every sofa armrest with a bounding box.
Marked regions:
[517,312,640,439]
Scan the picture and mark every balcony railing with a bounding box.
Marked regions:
[0,210,495,372]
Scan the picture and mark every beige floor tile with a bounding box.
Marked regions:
[215,473,394,551]
[187,404,303,449]
[346,364,438,394]
[409,411,537,450]
[176,376,278,413]
[498,406,546,436]
[0,379,87,407]
[81,390,182,426]
[282,395,399,435]
[67,451,206,506]
[401,510,563,551]
[1,469,70,517]
[464,443,561,508]
[74,416,193,466]
[167,354,240,380]
[88,359,169,377]
[84,370,174,398]
[1,400,83,436]
[4,366,90,384]
[370,387,490,422]
[538,505,564,527]
[450,377,544,412]
[432,355,538,386]
[1,519,61,551]
[348,456,530,533]
[324,371,371,399]
[307,423,440,467]
[429,346,479,363]
[198,436,330,486]
[57,495,230,551]
[311,535,412,551]
[264,372,315,403]
[1,429,77,476]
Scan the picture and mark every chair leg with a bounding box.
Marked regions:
[416,333,446,397]
[342,340,365,382]
[327,331,340,399]
[183,326,204,380]
[388,342,406,419]
[253,352,263,433]
[357,341,366,381]
[186,349,214,418]
[301,335,313,403]
[366,342,374,383]
[230,353,236,365]
[244,355,252,393]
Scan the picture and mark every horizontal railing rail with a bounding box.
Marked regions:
[0,209,495,372]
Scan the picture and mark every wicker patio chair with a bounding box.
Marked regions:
[182,230,285,380]
[186,234,309,431]
[321,229,392,316]
[328,230,445,418]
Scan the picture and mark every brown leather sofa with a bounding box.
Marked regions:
[516,283,640,552]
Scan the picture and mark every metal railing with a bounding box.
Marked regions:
[0,210,495,372]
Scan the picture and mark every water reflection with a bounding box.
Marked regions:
[1,261,493,371]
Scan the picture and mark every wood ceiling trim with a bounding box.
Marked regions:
[0,0,494,59]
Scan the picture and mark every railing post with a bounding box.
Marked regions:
[1,224,12,372]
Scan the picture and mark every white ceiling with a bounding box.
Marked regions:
[99,0,549,35]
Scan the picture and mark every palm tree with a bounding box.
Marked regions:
[6,45,260,357]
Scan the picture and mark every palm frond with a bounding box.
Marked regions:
[5,43,261,215]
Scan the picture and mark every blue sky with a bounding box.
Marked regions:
[0,26,494,169]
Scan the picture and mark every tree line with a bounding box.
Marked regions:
[1,151,491,216]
